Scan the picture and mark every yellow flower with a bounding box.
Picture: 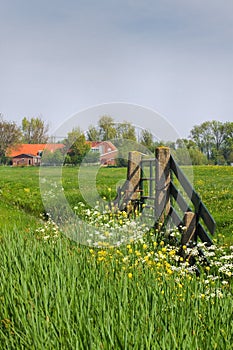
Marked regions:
[128,272,133,279]
[97,256,104,262]
[143,244,147,250]
[153,241,158,247]
[169,250,176,256]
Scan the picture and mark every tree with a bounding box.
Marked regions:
[82,151,100,164]
[140,129,154,151]
[98,115,117,140]
[42,149,64,166]
[116,121,136,141]
[190,120,233,164]
[22,117,49,144]
[190,121,213,159]
[222,122,233,164]
[86,125,101,141]
[0,115,22,163]
[64,127,90,165]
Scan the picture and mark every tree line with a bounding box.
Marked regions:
[0,113,232,165]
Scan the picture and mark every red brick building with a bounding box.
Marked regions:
[7,144,65,166]
[88,141,118,165]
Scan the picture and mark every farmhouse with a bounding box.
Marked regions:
[7,144,65,166]
[7,141,118,166]
[88,141,118,165]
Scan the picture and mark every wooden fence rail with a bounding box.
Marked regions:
[114,147,216,249]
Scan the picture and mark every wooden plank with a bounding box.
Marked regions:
[170,155,194,198]
[198,202,216,235]
[170,155,201,208]
[170,182,191,213]
[170,155,215,235]
[196,223,213,246]
[169,206,183,227]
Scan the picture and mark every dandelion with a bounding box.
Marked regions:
[128,272,133,279]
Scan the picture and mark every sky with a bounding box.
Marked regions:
[1,0,233,139]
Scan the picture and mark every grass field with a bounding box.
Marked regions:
[0,165,232,349]
[0,165,232,240]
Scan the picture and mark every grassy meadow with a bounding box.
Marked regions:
[0,165,232,349]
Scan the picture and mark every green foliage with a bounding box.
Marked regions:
[140,129,154,151]
[87,116,137,143]
[190,120,233,164]
[41,149,64,165]
[173,148,208,165]
[64,128,91,165]
[98,115,117,140]
[22,116,49,144]
[86,124,101,141]
[0,115,22,161]
[82,151,100,164]
[116,121,136,141]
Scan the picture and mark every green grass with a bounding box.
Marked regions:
[0,226,232,349]
[0,165,232,348]
[0,165,232,241]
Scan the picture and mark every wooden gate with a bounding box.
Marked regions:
[114,147,215,248]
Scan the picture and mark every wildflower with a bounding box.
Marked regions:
[128,272,133,279]
[169,249,176,256]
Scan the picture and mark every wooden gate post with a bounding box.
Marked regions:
[127,151,142,201]
[180,211,198,266]
[155,147,171,227]
[182,212,197,246]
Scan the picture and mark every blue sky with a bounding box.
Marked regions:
[1,0,233,138]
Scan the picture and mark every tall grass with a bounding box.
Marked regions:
[1,224,232,349]
[0,165,232,348]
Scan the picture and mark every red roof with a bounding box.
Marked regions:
[7,144,65,157]
[87,141,117,151]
